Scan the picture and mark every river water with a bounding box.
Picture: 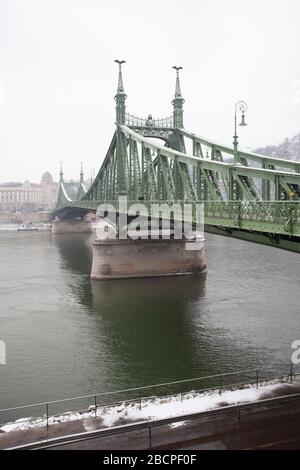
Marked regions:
[0,230,299,410]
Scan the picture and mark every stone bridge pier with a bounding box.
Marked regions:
[52,217,93,234]
[90,225,207,280]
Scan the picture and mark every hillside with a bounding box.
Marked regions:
[255,132,300,161]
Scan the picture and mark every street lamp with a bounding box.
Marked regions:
[233,101,248,163]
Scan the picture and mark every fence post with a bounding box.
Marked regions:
[46,403,49,436]
[94,396,97,419]
[290,363,294,383]
[139,389,142,410]
[256,370,259,389]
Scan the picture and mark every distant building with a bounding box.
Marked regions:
[0,172,59,212]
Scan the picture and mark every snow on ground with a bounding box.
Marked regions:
[0,379,290,434]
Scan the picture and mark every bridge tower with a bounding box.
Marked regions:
[114,59,127,125]
[52,161,92,234]
[76,163,87,201]
[90,62,207,280]
[114,60,128,195]
[59,162,64,183]
[172,66,184,129]
[80,162,84,184]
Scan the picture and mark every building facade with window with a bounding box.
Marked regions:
[0,172,59,212]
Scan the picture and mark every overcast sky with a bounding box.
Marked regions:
[0,0,300,183]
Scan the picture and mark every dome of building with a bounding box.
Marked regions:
[41,171,53,185]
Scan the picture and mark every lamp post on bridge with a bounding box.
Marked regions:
[233,101,248,164]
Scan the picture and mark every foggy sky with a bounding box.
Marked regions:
[0,0,300,183]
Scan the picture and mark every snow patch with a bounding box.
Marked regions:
[169,421,187,429]
[0,379,291,434]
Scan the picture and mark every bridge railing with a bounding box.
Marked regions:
[204,201,299,220]
[125,113,174,128]
[71,198,300,224]
[52,199,300,236]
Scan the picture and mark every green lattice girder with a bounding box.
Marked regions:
[53,198,300,238]
[181,129,300,172]
[54,183,72,212]
[52,124,300,241]
[53,124,300,211]
[119,126,300,197]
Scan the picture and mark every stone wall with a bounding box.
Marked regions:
[91,238,207,280]
[52,219,93,234]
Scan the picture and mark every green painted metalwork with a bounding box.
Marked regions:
[52,64,300,250]
[172,66,184,129]
[76,163,87,200]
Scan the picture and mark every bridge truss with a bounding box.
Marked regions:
[53,63,300,251]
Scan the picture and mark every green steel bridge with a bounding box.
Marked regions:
[52,62,300,252]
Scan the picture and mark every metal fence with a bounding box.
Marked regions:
[0,363,299,444]
[8,392,300,450]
